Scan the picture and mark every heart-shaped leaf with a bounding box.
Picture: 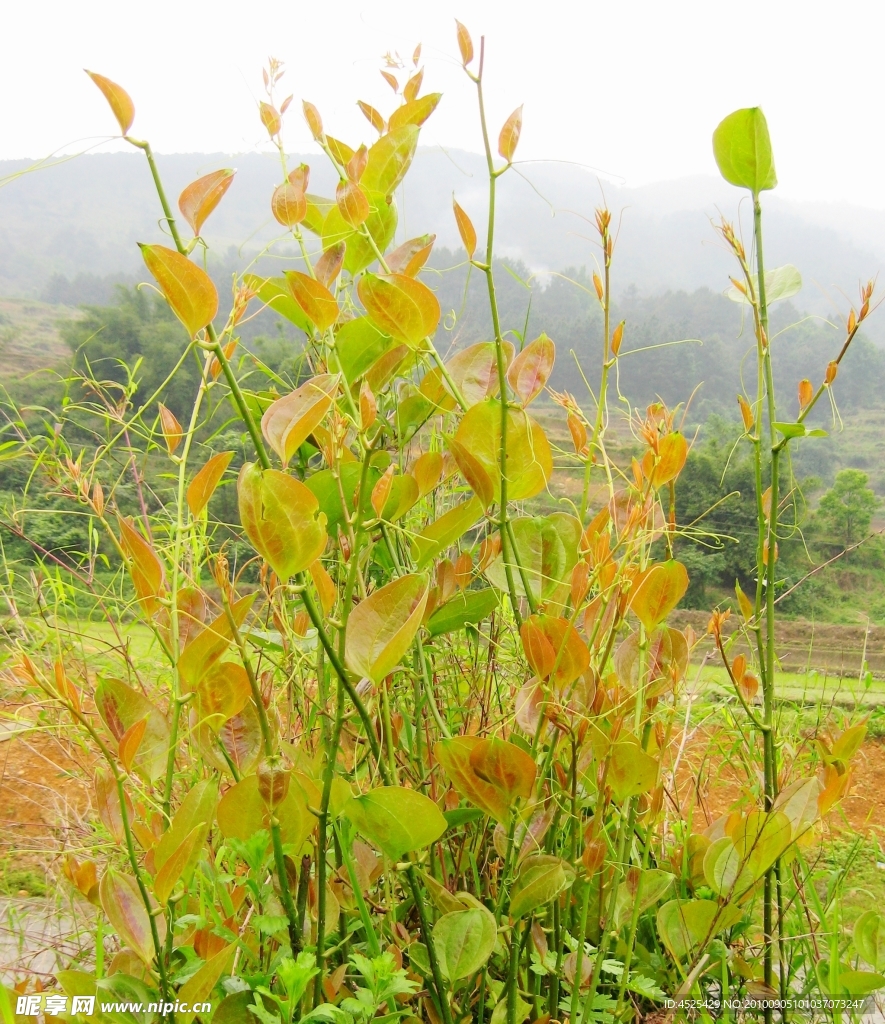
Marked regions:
[358,272,440,347]
[139,244,218,338]
[345,786,447,859]
[509,855,575,919]
[238,463,328,581]
[712,107,777,194]
[629,560,689,631]
[433,905,496,980]
[345,574,428,682]
[261,374,339,466]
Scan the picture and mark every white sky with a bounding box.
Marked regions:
[5,0,884,207]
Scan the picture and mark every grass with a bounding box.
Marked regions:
[0,298,73,380]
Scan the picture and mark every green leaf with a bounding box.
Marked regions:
[442,807,485,827]
[362,126,419,195]
[412,497,484,569]
[94,677,170,782]
[607,739,658,803]
[216,773,315,850]
[727,264,801,305]
[836,970,885,996]
[656,899,742,961]
[345,786,447,859]
[305,464,378,535]
[100,868,165,965]
[237,463,328,580]
[452,400,552,503]
[345,574,428,682]
[244,275,312,333]
[712,107,777,193]
[774,422,807,439]
[485,514,579,603]
[334,317,396,384]
[855,911,885,971]
[427,588,500,636]
[433,906,497,980]
[508,855,576,920]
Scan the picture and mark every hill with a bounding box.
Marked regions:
[2,150,884,340]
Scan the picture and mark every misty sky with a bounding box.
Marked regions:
[5,0,884,208]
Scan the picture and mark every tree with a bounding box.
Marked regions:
[61,286,201,419]
[817,468,879,547]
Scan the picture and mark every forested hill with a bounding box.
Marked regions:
[3,148,885,336]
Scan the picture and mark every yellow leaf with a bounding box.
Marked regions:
[139,244,218,338]
[85,71,135,134]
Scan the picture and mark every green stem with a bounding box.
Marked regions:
[221,595,301,955]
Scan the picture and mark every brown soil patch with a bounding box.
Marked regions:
[673,727,885,837]
[0,720,93,875]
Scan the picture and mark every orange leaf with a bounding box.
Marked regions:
[303,101,323,140]
[388,94,442,131]
[455,20,474,65]
[357,273,440,347]
[187,451,234,517]
[178,169,235,236]
[403,68,424,103]
[259,101,281,137]
[629,560,689,632]
[336,180,370,227]
[359,380,377,430]
[387,234,436,277]
[85,71,135,134]
[524,614,590,688]
[435,736,509,821]
[357,100,385,134]
[520,620,556,679]
[118,717,147,773]
[285,271,339,332]
[309,559,337,615]
[139,244,218,338]
[315,243,346,287]
[448,439,494,510]
[54,661,80,713]
[469,736,536,801]
[261,373,339,466]
[738,394,754,431]
[507,334,555,406]
[454,551,473,590]
[272,181,307,228]
[498,105,524,162]
[568,413,588,455]
[117,516,165,614]
[453,199,477,259]
[652,432,688,487]
[412,451,443,497]
[157,404,183,454]
[371,466,395,519]
[798,378,813,409]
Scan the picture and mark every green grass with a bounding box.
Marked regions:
[692,663,885,706]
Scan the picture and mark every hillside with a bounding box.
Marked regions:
[2,150,885,339]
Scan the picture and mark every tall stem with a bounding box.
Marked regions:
[473,39,535,622]
[754,195,779,1020]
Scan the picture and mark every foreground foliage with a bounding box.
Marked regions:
[1,27,882,1024]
